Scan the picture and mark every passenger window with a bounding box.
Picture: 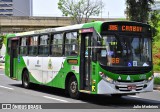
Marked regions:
[51,33,63,56]
[38,35,49,55]
[28,36,38,55]
[65,32,78,56]
[20,37,27,55]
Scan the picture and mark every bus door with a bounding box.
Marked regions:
[80,28,94,91]
[10,38,19,79]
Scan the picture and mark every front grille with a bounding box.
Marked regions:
[117,80,145,83]
[115,83,146,92]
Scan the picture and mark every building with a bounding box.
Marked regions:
[0,0,33,16]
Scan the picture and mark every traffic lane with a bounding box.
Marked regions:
[0,76,82,103]
[0,83,159,110]
[0,70,160,108]
[0,76,73,103]
[79,92,160,107]
[6,81,160,108]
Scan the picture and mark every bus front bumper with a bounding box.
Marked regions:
[97,79,153,94]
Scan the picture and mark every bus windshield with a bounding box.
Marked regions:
[99,34,152,67]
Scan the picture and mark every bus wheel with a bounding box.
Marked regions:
[68,76,79,99]
[22,70,30,89]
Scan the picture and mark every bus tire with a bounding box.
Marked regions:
[68,76,80,99]
[22,70,30,89]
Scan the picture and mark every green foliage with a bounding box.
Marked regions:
[149,10,160,39]
[0,35,7,49]
[150,10,160,71]
[126,0,154,23]
[152,40,160,71]
[58,0,103,24]
[154,77,160,85]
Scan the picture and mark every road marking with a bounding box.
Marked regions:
[43,96,69,103]
[0,85,14,90]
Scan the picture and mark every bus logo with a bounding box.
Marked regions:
[118,76,121,80]
[126,75,131,80]
[48,59,53,70]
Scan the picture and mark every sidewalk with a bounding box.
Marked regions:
[154,85,160,91]
[154,72,160,91]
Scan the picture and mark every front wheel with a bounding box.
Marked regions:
[68,76,80,99]
[22,70,31,89]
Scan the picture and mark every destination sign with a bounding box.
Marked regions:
[108,25,143,32]
[101,22,151,33]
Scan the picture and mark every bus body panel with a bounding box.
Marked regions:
[5,21,153,96]
[11,55,80,89]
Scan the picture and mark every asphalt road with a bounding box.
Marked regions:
[0,69,160,111]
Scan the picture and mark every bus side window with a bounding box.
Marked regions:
[65,32,78,56]
[28,36,38,56]
[19,37,27,55]
[51,33,63,56]
[38,35,49,56]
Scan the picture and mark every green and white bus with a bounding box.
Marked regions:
[5,21,153,98]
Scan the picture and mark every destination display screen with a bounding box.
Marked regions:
[101,22,151,33]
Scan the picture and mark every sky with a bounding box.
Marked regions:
[32,0,126,18]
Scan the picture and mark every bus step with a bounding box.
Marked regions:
[11,78,17,80]
[79,90,91,93]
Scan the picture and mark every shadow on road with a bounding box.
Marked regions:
[10,83,160,107]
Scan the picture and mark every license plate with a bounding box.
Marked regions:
[127,85,136,90]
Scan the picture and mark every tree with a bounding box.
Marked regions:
[149,10,160,41]
[58,0,104,24]
[126,0,154,23]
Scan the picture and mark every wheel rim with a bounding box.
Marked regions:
[70,81,77,93]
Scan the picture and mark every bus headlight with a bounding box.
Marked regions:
[148,75,154,81]
[144,75,154,83]
[99,72,115,84]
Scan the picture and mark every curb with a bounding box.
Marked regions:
[154,85,160,91]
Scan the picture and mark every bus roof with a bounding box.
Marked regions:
[6,21,150,38]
